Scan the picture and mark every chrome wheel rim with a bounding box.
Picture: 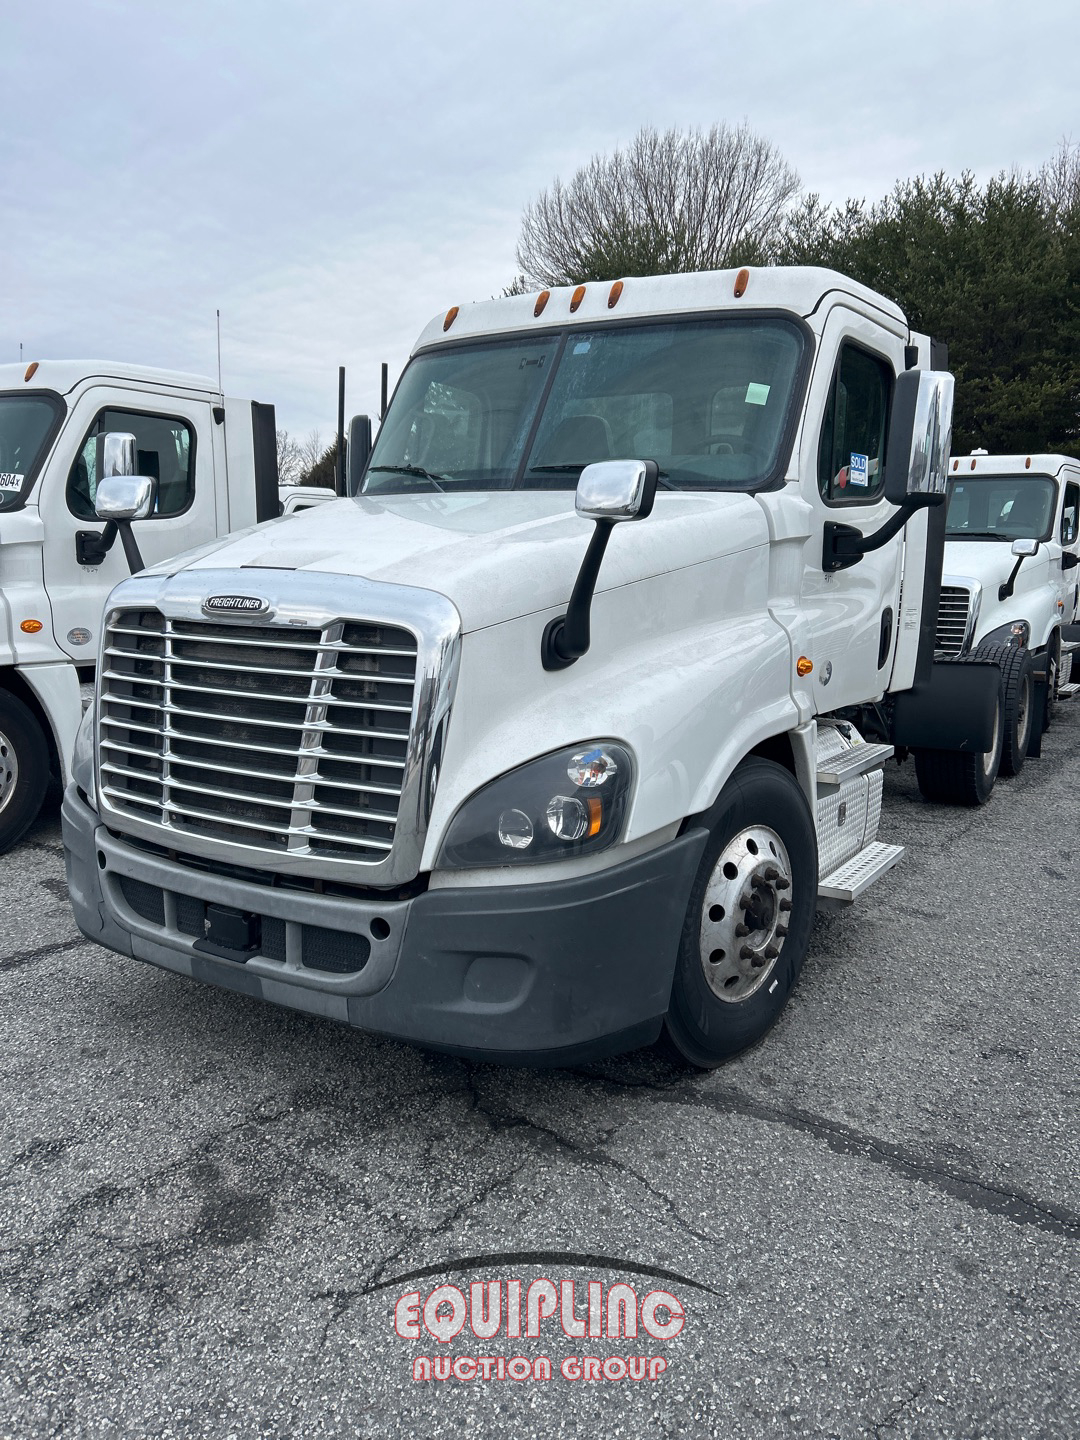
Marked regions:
[699,825,793,1004]
[981,701,1001,780]
[1016,674,1031,751]
[0,729,18,816]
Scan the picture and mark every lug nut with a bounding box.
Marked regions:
[776,924,789,938]
[764,865,779,881]
[735,922,750,936]
[779,898,793,912]
[763,943,780,959]
[751,874,766,890]
[739,945,755,960]
[774,877,790,891]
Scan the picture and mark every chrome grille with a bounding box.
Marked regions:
[935,586,972,656]
[98,609,418,862]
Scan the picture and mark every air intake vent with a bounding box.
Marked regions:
[935,586,972,657]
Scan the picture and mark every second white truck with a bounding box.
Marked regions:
[0,360,286,851]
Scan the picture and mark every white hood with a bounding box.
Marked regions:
[147,490,770,632]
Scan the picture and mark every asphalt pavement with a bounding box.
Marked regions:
[1,703,1077,1439]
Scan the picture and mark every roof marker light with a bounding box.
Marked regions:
[534,290,550,317]
[443,306,459,332]
[1025,456,1032,469]
[24,362,39,382]
[607,281,624,309]
[570,285,586,313]
[734,268,750,298]
[970,458,977,470]
[952,459,959,471]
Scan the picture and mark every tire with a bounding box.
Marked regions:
[0,690,50,854]
[913,679,1005,806]
[661,758,817,1068]
[998,647,1036,777]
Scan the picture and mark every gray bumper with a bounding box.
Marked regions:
[63,785,707,1065]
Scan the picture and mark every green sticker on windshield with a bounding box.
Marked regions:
[745,383,770,406]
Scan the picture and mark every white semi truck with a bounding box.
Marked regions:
[910,452,1080,798]
[0,360,289,852]
[62,267,1001,1067]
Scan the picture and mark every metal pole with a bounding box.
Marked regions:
[336,366,346,496]
[380,362,389,421]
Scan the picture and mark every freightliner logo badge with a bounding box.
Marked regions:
[203,594,271,615]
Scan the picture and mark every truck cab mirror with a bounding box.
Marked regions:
[347,415,372,495]
[883,370,954,506]
[824,370,953,573]
[94,474,157,523]
[86,472,157,574]
[576,459,659,523]
[98,431,137,482]
[999,536,1042,600]
[542,460,659,670]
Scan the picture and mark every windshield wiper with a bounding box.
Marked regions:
[945,530,1010,539]
[528,463,679,490]
[367,464,449,492]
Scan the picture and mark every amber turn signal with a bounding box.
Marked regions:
[796,656,813,677]
[20,619,44,634]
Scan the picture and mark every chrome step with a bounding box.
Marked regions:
[816,742,895,792]
[818,841,905,910]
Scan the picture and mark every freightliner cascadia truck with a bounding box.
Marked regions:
[62,267,1003,1068]
[0,361,284,853]
[908,451,1080,801]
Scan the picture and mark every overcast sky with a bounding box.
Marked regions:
[4,0,1078,439]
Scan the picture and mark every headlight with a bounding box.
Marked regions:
[981,618,1030,648]
[72,700,96,808]
[438,741,633,869]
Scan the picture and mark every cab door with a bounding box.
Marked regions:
[39,387,220,662]
[1057,476,1080,622]
[799,308,908,710]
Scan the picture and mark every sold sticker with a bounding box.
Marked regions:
[848,453,869,487]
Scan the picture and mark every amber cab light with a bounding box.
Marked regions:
[569,285,586,313]
[24,362,39,382]
[607,281,624,309]
[534,290,550,317]
[734,268,750,298]
[443,306,459,332]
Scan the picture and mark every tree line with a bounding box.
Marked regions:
[512,126,1080,456]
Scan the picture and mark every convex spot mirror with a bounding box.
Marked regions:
[93,432,157,521]
[576,459,659,523]
[882,370,954,506]
[1010,538,1040,557]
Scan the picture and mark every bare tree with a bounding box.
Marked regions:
[276,429,303,486]
[1038,138,1080,218]
[298,429,324,476]
[515,123,801,287]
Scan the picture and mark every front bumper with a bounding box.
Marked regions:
[63,785,707,1065]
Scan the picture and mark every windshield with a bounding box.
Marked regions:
[0,393,63,511]
[363,317,806,495]
[945,474,1057,540]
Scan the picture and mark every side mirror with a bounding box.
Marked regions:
[347,414,372,495]
[98,431,137,481]
[883,370,954,505]
[1000,537,1041,601]
[576,459,658,522]
[542,459,659,670]
[1010,538,1039,557]
[94,474,157,523]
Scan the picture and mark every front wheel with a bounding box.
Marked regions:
[0,691,50,854]
[661,758,818,1068]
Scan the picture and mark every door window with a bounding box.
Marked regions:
[1061,482,1079,545]
[817,345,893,504]
[67,408,195,520]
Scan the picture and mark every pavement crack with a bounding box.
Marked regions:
[0,936,89,974]
[610,1080,1080,1239]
